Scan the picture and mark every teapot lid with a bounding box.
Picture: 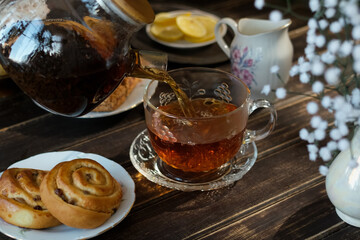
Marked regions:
[111,0,154,24]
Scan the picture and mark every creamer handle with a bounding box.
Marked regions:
[215,18,238,58]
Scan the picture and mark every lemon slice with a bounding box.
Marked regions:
[154,12,177,26]
[150,24,184,42]
[154,12,191,26]
[184,16,217,43]
[0,64,6,77]
[176,15,206,38]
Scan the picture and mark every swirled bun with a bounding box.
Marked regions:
[40,158,122,229]
[0,168,62,229]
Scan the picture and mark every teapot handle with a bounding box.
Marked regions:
[215,18,238,58]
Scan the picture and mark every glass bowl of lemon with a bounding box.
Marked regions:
[146,10,226,49]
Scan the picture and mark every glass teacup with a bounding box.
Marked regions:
[143,67,276,183]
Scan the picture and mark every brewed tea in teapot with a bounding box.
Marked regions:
[0,0,163,117]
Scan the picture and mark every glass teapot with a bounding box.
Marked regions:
[0,0,166,117]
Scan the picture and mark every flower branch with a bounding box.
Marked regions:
[255,0,360,175]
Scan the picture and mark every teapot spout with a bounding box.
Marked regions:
[129,49,168,79]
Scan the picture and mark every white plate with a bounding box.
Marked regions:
[146,10,226,49]
[0,151,135,240]
[81,79,151,118]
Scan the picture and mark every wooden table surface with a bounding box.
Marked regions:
[1,0,359,239]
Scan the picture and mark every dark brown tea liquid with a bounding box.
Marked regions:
[0,19,131,117]
[147,98,243,172]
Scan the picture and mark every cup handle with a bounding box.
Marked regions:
[243,99,277,144]
[215,18,238,58]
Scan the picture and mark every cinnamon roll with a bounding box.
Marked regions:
[40,158,122,229]
[0,168,62,229]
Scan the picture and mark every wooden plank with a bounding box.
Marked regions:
[191,181,343,240]
[78,138,323,239]
[319,225,360,240]
[0,105,145,171]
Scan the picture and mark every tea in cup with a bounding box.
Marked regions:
[143,67,277,183]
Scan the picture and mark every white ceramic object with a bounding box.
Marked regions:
[215,18,293,101]
[326,128,360,227]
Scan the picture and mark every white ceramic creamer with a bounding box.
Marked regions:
[215,18,293,101]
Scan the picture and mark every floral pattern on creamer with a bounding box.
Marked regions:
[230,46,262,88]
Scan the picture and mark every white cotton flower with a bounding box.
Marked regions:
[307,101,319,114]
[324,0,337,8]
[340,102,353,116]
[338,17,345,27]
[310,116,322,128]
[343,1,358,18]
[269,10,282,22]
[338,138,350,151]
[325,8,336,18]
[307,31,317,44]
[312,81,324,93]
[261,84,271,95]
[319,19,329,29]
[307,132,315,143]
[338,123,349,136]
[314,129,326,140]
[309,152,317,161]
[311,60,325,76]
[299,128,309,140]
[325,67,341,85]
[289,65,299,77]
[328,39,341,53]
[305,45,316,60]
[308,18,318,29]
[327,141,338,151]
[275,87,286,99]
[300,73,310,83]
[352,25,360,40]
[315,35,326,48]
[333,95,345,110]
[335,110,347,123]
[307,144,318,153]
[351,88,360,107]
[330,21,342,33]
[351,14,360,26]
[349,159,359,169]
[299,61,311,73]
[354,60,360,73]
[319,165,329,175]
[353,45,360,61]
[298,56,305,64]
[321,95,332,109]
[270,65,279,73]
[254,0,265,9]
[319,120,328,130]
[309,0,320,12]
[321,51,336,64]
[339,40,353,57]
[330,128,342,140]
[319,147,332,161]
